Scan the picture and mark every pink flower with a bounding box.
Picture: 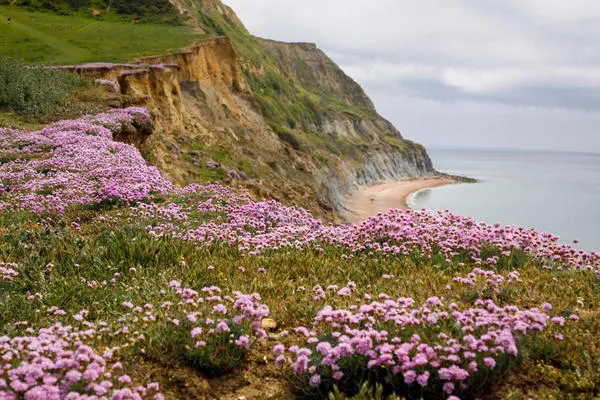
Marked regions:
[191,327,203,338]
[416,371,430,387]
[216,321,230,333]
[273,344,285,355]
[309,374,321,388]
[484,357,496,368]
[403,370,417,384]
[235,335,250,350]
[443,382,455,394]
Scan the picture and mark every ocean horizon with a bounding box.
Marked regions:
[409,146,600,252]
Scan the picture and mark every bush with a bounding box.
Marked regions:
[138,284,270,376]
[275,129,303,151]
[0,57,89,120]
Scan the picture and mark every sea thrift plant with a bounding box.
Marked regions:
[0,323,162,399]
[114,282,270,375]
[133,189,600,275]
[0,108,171,214]
[451,267,515,295]
[277,295,558,398]
[95,79,120,93]
[0,262,19,281]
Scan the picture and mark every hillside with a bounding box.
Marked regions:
[0,3,598,399]
[0,109,598,400]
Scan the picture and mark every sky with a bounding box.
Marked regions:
[222,0,600,152]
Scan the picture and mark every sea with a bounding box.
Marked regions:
[408,147,600,252]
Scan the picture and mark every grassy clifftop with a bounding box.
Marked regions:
[0,4,199,64]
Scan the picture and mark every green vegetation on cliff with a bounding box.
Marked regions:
[0,0,180,23]
[0,57,95,120]
[0,5,199,64]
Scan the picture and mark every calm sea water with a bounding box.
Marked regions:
[408,148,600,252]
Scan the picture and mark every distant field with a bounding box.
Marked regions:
[0,6,201,65]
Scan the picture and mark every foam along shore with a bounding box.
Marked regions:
[344,176,457,223]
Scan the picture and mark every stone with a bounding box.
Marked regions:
[261,318,277,331]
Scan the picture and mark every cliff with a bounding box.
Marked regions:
[67,0,434,220]
[254,38,433,211]
[258,39,375,108]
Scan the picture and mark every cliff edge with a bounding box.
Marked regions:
[69,0,434,220]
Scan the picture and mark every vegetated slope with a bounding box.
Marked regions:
[0,109,598,399]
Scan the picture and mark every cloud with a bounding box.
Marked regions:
[222,0,600,151]
[341,61,600,108]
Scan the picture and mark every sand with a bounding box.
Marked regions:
[344,176,456,223]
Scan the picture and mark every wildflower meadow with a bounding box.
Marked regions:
[0,108,598,399]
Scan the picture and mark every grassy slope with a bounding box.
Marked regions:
[0,6,200,64]
[1,196,598,399]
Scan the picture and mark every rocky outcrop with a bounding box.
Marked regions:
[60,62,186,133]
[119,65,186,133]
[139,37,246,92]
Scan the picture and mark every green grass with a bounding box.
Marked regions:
[0,6,200,64]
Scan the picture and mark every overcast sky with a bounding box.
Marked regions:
[222,0,600,152]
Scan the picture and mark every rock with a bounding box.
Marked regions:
[261,318,277,331]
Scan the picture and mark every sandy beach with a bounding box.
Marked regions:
[344,176,456,223]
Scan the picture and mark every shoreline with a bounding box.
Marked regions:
[343,176,457,223]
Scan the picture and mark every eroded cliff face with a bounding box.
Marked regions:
[68,1,434,220]
[139,37,245,92]
[255,39,434,212]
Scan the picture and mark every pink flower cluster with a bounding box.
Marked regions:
[133,188,599,275]
[2,279,270,399]
[0,108,172,214]
[451,267,519,294]
[134,194,324,255]
[276,295,559,397]
[0,323,162,399]
[156,282,270,348]
[327,209,599,272]
[0,262,19,281]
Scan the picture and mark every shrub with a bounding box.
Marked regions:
[276,129,303,151]
[0,57,89,120]
[129,283,270,376]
